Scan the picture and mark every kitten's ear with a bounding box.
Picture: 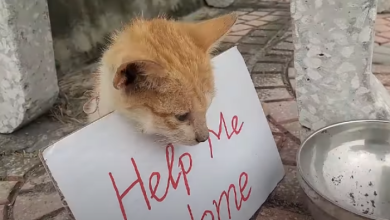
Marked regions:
[185,13,237,52]
[112,60,164,91]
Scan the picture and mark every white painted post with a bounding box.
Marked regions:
[291,0,390,138]
[0,0,59,133]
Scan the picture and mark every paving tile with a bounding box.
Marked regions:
[375,18,390,25]
[272,11,290,16]
[375,35,390,45]
[378,31,390,39]
[273,135,283,148]
[13,192,64,220]
[0,155,40,181]
[257,56,289,63]
[216,42,234,54]
[0,181,17,205]
[240,14,260,21]
[282,121,300,139]
[375,74,390,86]
[230,29,251,36]
[257,88,292,101]
[373,64,390,74]
[288,67,295,78]
[53,210,74,220]
[0,205,4,220]
[252,74,285,87]
[260,24,285,30]
[251,30,278,38]
[254,63,284,73]
[267,101,298,123]
[250,11,270,16]
[237,43,264,54]
[284,36,294,43]
[246,20,268,27]
[267,50,293,56]
[256,207,313,220]
[273,42,294,51]
[235,11,249,15]
[237,8,255,12]
[375,24,390,33]
[240,36,268,44]
[242,54,251,64]
[222,35,242,43]
[231,23,253,32]
[290,79,296,92]
[268,166,309,214]
[261,15,281,22]
[20,165,52,192]
[278,137,300,165]
[268,120,282,133]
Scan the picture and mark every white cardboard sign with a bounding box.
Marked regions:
[41,47,285,220]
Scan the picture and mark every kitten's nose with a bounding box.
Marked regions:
[195,133,209,143]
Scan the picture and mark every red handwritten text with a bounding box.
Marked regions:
[109,144,192,220]
[208,112,244,158]
[109,112,249,220]
[187,172,252,220]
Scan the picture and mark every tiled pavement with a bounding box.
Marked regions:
[374,14,390,65]
[2,2,390,220]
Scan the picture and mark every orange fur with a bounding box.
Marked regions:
[86,13,238,146]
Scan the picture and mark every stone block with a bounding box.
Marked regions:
[250,30,278,38]
[0,181,17,205]
[20,165,52,192]
[267,50,293,56]
[0,155,40,181]
[237,43,264,54]
[278,137,299,165]
[273,42,294,51]
[53,211,74,220]
[257,88,292,102]
[252,74,285,87]
[254,63,284,73]
[0,205,4,220]
[240,36,268,45]
[266,101,298,122]
[282,121,301,139]
[0,0,59,134]
[13,192,64,220]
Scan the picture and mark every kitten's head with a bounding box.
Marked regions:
[102,13,237,146]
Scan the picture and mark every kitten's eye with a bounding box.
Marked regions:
[175,112,190,122]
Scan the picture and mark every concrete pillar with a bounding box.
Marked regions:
[291,0,390,138]
[0,0,58,133]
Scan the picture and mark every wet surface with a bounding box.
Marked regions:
[299,121,390,219]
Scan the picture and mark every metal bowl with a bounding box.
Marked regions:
[297,120,390,220]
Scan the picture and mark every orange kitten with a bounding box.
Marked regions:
[84,14,238,146]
